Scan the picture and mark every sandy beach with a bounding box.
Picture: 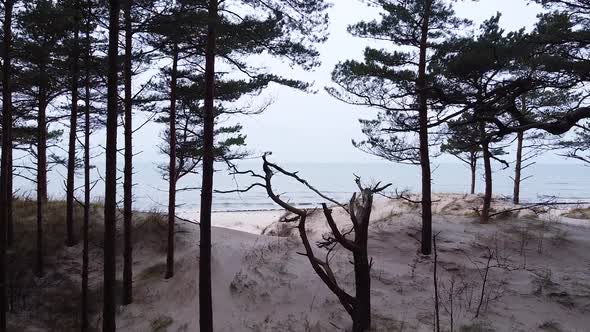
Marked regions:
[7,193,590,331]
[100,195,590,330]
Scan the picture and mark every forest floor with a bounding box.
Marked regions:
[5,194,590,331]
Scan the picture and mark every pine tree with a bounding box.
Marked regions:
[200,2,218,328]
[328,0,467,254]
[16,0,70,276]
[79,0,105,328]
[144,1,203,279]
[0,1,15,328]
[433,15,530,221]
[103,0,120,329]
[121,0,161,303]
[511,92,563,204]
[122,0,133,306]
[143,2,185,279]
[194,0,330,329]
[533,0,590,165]
[63,0,82,247]
[441,116,481,195]
[431,15,576,220]
[81,0,91,321]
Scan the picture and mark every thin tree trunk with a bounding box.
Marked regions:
[81,1,92,329]
[36,63,49,278]
[0,1,14,328]
[122,0,133,306]
[470,153,477,195]
[103,0,120,330]
[433,234,440,332]
[513,131,523,205]
[481,140,493,223]
[166,43,179,279]
[200,1,218,330]
[6,146,12,247]
[417,0,433,256]
[66,5,81,247]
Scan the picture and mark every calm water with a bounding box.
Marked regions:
[19,161,589,213]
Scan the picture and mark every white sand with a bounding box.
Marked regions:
[9,194,589,331]
[113,194,590,331]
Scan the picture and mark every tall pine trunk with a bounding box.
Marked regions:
[513,131,523,205]
[122,0,133,306]
[0,0,14,328]
[200,1,218,330]
[81,1,92,329]
[36,62,49,278]
[470,152,477,195]
[103,0,121,330]
[166,43,179,279]
[66,6,81,247]
[417,0,433,255]
[7,145,12,247]
[481,139,493,223]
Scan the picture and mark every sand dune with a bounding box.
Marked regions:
[112,194,590,331]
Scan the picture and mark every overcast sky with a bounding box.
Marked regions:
[135,0,561,165]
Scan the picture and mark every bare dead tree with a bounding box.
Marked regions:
[227,155,391,332]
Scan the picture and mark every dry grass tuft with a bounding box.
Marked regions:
[563,208,590,220]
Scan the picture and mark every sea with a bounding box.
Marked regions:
[16,161,589,214]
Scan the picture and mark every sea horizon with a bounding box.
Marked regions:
[14,160,590,213]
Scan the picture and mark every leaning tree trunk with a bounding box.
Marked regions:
[417,0,433,255]
[66,8,81,247]
[513,131,523,205]
[166,43,179,279]
[103,0,121,330]
[36,64,49,278]
[81,1,92,329]
[0,0,14,328]
[199,1,218,330]
[122,0,133,306]
[481,140,493,223]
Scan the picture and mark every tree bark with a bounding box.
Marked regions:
[470,154,477,195]
[81,1,92,329]
[352,250,371,332]
[6,146,12,248]
[417,0,433,255]
[352,192,372,332]
[0,0,14,329]
[481,140,493,223]
[66,4,81,247]
[513,131,523,205]
[166,43,179,279]
[36,62,49,277]
[103,0,120,330]
[122,0,133,306]
[200,1,218,330]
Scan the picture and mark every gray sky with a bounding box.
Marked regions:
[136,0,563,165]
